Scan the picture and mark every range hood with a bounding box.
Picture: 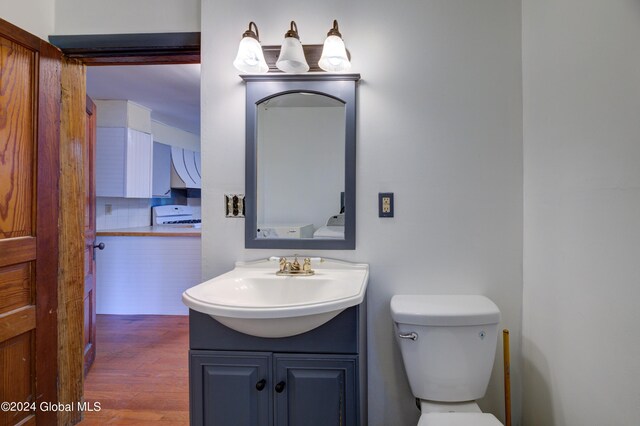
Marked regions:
[171,146,201,189]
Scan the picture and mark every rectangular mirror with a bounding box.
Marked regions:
[243,74,359,249]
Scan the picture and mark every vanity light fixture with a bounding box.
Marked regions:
[276,21,310,73]
[233,21,269,74]
[318,20,351,72]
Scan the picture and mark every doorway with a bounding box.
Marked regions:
[84,62,201,424]
[51,33,201,425]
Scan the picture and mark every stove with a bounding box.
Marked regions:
[152,205,202,228]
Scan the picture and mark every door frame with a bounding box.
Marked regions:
[50,32,200,423]
[49,32,200,65]
[83,95,97,377]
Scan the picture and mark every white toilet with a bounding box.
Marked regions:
[390,295,503,426]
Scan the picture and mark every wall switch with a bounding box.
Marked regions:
[225,194,245,218]
[378,192,394,218]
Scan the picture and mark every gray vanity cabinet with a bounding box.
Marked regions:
[273,354,357,426]
[190,351,357,426]
[190,352,272,426]
[189,306,367,426]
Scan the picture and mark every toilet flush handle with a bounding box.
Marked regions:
[398,332,418,341]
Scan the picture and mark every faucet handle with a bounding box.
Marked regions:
[279,257,287,272]
[303,258,312,272]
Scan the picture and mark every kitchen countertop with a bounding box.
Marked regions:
[96,226,201,237]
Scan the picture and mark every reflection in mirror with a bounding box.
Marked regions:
[256,93,345,240]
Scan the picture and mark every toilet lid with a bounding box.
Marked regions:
[418,413,503,426]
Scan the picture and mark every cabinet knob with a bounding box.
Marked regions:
[255,379,266,391]
[275,381,286,393]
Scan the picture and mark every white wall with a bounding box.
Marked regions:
[2,0,200,38]
[54,0,200,34]
[201,1,523,424]
[522,1,640,425]
[152,120,201,152]
[0,0,55,40]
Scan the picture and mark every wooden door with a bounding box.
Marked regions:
[84,96,97,375]
[0,18,61,426]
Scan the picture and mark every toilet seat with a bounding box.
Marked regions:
[418,413,503,426]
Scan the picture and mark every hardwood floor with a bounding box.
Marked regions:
[80,314,189,425]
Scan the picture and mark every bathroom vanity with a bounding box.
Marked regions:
[185,71,365,425]
[184,258,368,425]
[189,305,367,426]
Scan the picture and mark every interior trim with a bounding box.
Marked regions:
[48,32,201,65]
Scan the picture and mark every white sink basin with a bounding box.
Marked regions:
[182,258,369,338]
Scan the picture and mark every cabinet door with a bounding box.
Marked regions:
[95,127,153,198]
[190,351,272,426]
[96,127,126,197]
[125,129,153,197]
[152,142,172,197]
[274,355,358,426]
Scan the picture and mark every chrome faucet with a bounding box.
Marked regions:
[277,255,314,276]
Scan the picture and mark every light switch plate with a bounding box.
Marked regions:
[225,194,245,218]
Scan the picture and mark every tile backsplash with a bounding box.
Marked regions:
[96,197,154,230]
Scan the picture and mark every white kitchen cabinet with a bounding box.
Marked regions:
[96,127,153,198]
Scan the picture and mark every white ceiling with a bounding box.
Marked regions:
[86,64,201,135]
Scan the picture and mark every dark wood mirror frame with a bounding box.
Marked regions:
[242,74,360,250]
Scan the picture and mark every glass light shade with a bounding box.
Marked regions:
[233,36,268,74]
[318,35,351,72]
[276,37,309,73]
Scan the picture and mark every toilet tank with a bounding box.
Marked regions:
[390,295,501,402]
